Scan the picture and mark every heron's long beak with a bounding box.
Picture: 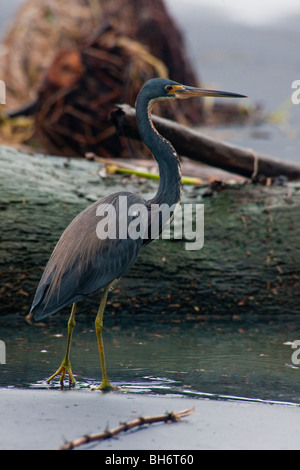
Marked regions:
[171,84,247,99]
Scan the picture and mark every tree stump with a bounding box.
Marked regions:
[1,0,204,157]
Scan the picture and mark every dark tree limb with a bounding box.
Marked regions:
[111,104,300,181]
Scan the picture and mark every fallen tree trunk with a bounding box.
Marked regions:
[111,104,300,181]
[1,145,300,321]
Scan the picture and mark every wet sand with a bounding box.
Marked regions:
[1,387,300,450]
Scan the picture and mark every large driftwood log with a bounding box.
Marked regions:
[1,145,300,321]
[111,104,300,181]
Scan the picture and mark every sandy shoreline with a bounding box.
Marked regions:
[1,387,300,450]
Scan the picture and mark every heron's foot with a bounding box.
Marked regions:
[46,360,76,387]
[91,378,116,392]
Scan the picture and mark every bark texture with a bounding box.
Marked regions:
[1,145,300,321]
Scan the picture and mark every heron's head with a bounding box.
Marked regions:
[139,78,247,102]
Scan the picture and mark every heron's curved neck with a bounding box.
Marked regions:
[136,98,182,208]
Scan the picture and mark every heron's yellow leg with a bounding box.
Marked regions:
[46,302,77,386]
[94,288,115,391]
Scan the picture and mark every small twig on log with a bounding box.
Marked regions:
[110,104,300,181]
[60,407,194,450]
[107,165,203,185]
[86,153,203,185]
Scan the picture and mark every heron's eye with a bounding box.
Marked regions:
[165,85,173,93]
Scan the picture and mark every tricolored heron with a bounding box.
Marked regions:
[30,78,246,390]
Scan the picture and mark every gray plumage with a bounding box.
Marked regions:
[31,192,146,319]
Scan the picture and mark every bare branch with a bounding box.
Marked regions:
[111,104,300,181]
[60,407,194,450]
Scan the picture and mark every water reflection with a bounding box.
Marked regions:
[1,316,300,404]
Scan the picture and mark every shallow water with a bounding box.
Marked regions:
[1,316,300,404]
